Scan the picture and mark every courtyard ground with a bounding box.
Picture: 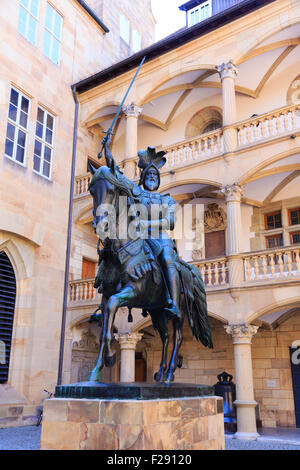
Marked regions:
[0,426,300,451]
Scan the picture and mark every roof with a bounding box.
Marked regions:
[179,0,208,12]
[75,0,109,33]
[73,0,277,94]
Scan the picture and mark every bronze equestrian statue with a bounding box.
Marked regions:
[88,139,213,383]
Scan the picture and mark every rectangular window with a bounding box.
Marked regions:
[33,106,55,179]
[18,0,40,45]
[290,232,300,245]
[82,258,96,279]
[266,234,283,249]
[189,1,211,26]
[120,12,130,44]
[5,87,30,165]
[132,27,141,53]
[43,3,63,65]
[265,211,282,230]
[289,208,300,226]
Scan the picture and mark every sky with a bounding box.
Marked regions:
[151,0,186,41]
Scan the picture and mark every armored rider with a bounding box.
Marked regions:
[104,140,181,320]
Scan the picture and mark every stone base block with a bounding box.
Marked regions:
[40,395,225,450]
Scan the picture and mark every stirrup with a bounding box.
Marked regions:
[164,301,180,319]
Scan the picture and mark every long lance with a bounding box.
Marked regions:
[98,56,146,159]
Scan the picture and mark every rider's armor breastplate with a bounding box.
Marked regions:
[138,190,174,241]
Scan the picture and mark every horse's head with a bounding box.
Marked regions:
[88,163,117,239]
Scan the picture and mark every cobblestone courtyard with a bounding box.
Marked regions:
[0,426,300,451]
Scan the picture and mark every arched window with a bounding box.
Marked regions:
[185,107,222,139]
[0,252,16,383]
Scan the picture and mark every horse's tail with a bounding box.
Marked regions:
[186,264,213,349]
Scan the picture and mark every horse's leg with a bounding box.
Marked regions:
[151,311,169,383]
[89,298,109,381]
[164,316,184,383]
[103,285,137,367]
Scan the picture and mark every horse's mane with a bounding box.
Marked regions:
[91,166,137,200]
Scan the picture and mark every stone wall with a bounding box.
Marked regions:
[143,312,300,428]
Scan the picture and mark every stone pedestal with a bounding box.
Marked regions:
[40,383,225,450]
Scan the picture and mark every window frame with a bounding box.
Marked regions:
[33,105,55,180]
[18,0,40,46]
[120,11,130,45]
[188,1,212,27]
[288,207,300,226]
[290,231,300,245]
[43,3,63,65]
[132,26,141,53]
[265,233,284,250]
[4,86,31,167]
[264,211,282,231]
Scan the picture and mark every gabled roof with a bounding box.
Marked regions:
[73,0,277,94]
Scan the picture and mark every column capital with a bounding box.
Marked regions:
[216,60,238,80]
[221,184,244,203]
[225,324,259,344]
[122,102,143,118]
[115,332,143,349]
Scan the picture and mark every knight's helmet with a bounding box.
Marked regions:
[138,146,167,188]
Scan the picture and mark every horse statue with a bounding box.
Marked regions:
[87,144,213,383]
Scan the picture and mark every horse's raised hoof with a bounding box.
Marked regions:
[104,352,116,368]
[154,371,165,382]
[164,372,175,383]
[88,312,103,324]
[89,367,101,382]
[177,355,183,368]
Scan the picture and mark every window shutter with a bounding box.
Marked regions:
[0,252,16,383]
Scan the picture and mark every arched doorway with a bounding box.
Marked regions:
[0,252,17,383]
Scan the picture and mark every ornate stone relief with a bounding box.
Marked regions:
[287,75,300,112]
[72,328,99,352]
[191,203,226,260]
[204,203,227,233]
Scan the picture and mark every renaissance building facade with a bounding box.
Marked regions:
[0,0,155,426]
[66,0,300,441]
[1,0,300,442]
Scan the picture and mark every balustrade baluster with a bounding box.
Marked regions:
[294,249,300,274]
[244,257,251,281]
[253,256,259,280]
[253,121,259,140]
[292,109,297,129]
[269,253,276,278]
[286,251,293,276]
[283,112,289,132]
[261,255,267,279]
[261,119,267,139]
[221,261,227,285]
[275,114,281,135]
[207,264,212,286]
[213,262,219,286]
[278,252,284,277]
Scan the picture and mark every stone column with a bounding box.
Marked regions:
[122,103,142,179]
[222,184,245,287]
[116,332,143,383]
[225,324,259,441]
[216,60,238,153]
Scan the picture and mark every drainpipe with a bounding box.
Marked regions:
[57,86,79,385]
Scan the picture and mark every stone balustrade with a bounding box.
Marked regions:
[74,173,92,197]
[69,246,300,305]
[243,245,300,282]
[235,104,300,147]
[69,277,101,302]
[193,257,229,288]
[163,128,224,169]
[73,104,300,197]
